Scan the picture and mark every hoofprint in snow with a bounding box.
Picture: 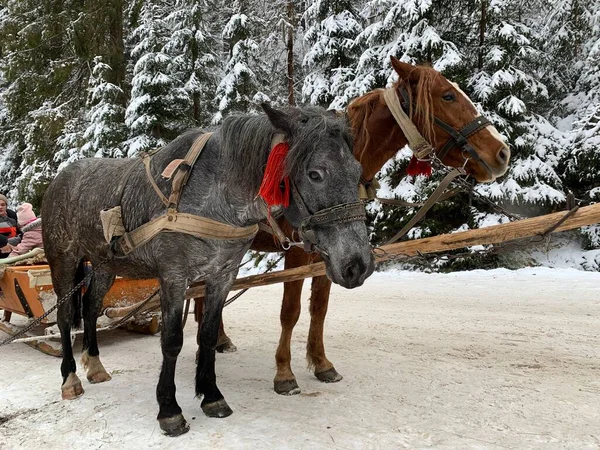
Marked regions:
[1,268,599,449]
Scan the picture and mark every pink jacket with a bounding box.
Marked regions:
[9,227,43,257]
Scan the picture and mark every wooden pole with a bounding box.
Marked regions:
[185,204,600,299]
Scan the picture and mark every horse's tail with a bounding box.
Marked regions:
[72,259,89,329]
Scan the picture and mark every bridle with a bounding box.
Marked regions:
[261,134,367,254]
[396,85,495,177]
[288,180,366,253]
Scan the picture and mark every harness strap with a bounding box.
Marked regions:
[107,132,259,256]
[385,168,465,245]
[435,116,491,162]
[164,132,214,210]
[142,154,169,206]
[117,213,259,255]
[359,177,381,200]
[383,88,433,159]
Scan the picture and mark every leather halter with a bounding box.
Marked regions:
[395,86,495,177]
[288,180,366,253]
[261,133,367,253]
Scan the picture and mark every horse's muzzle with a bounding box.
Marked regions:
[339,254,375,289]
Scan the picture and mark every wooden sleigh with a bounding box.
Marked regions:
[0,250,160,356]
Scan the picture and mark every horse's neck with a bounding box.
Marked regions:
[352,92,409,181]
[182,148,268,228]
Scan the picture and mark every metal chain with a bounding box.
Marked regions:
[429,155,523,221]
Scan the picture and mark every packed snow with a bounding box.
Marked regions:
[1,268,599,449]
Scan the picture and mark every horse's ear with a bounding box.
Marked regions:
[261,103,293,136]
[390,56,419,82]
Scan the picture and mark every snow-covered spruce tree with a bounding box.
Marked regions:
[344,0,465,103]
[468,0,566,218]
[164,0,220,127]
[212,0,269,123]
[0,0,81,207]
[81,57,127,159]
[248,0,303,107]
[302,0,362,108]
[125,3,192,156]
[0,0,127,207]
[557,0,600,250]
[540,0,590,104]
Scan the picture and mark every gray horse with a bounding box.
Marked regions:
[42,104,375,436]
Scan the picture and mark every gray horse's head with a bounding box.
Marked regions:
[262,104,375,289]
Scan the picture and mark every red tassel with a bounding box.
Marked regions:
[259,142,290,209]
[406,156,432,177]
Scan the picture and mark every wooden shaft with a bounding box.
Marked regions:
[104,296,160,318]
[185,204,600,299]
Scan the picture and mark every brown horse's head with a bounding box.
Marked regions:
[390,57,510,182]
[349,57,510,183]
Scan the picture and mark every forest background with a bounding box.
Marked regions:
[0,0,598,270]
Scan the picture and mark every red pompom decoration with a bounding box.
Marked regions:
[406,156,432,177]
[259,142,290,209]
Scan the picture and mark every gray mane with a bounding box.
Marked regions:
[219,107,353,194]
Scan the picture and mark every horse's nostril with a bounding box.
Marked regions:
[343,260,362,282]
[497,146,510,165]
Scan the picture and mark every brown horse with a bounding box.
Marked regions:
[195,57,511,395]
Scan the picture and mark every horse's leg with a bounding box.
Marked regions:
[196,273,235,418]
[81,269,115,384]
[274,248,309,395]
[52,257,84,400]
[216,319,237,353]
[156,277,189,436]
[195,296,236,356]
[307,275,342,382]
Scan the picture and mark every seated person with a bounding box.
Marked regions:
[8,203,43,257]
[0,194,18,259]
[0,234,9,255]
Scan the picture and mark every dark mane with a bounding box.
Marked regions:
[220,107,352,194]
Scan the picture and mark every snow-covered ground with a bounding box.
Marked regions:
[1,268,599,449]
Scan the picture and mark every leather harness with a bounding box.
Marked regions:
[356,85,500,244]
[103,133,259,256]
[103,132,367,256]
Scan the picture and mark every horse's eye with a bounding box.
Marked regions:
[442,92,455,102]
[308,170,324,182]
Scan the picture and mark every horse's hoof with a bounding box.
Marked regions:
[88,370,112,384]
[61,373,84,400]
[81,352,112,384]
[274,379,301,395]
[216,339,237,353]
[159,414,190,436]
[315,367,343,383]
[202,399,233,418]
